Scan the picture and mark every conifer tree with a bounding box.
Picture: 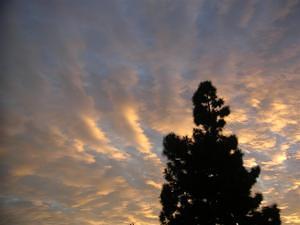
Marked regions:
[160,81,281,225]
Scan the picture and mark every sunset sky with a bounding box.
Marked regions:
[1,1,300,224]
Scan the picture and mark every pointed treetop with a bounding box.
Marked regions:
[192,81,230,134]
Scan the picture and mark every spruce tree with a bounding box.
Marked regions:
[160,81,281,225]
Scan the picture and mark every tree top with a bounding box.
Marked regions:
[192,81,230,134]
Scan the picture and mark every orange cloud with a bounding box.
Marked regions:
[123,106,152,155]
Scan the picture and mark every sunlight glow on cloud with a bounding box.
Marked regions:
[283,214,300,224]
[123,106,152,155]
[81,116,107,142]
[1,0,300,224]
[238,128,277,150]
[145,180,162,190]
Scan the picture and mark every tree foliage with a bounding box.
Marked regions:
[160,81,281,225]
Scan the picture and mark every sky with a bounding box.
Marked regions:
[1,0,300,224]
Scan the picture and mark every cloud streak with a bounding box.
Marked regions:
[1,0,300,225]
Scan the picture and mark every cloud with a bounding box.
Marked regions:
[1,0,300,225]
[122,106,152,154]
[283,214,300,224]
[145,180,162,190]
[236,128,277,151]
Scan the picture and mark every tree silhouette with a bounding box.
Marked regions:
[160,81,281,225]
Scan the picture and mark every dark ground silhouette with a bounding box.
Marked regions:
[160,81,281,225]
